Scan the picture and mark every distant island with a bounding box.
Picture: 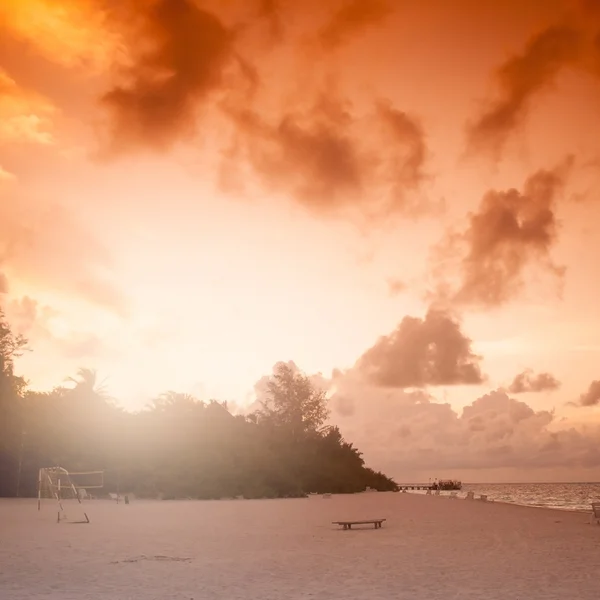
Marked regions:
[0,309,397,499]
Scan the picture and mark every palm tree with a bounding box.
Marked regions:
[66,368,112,403]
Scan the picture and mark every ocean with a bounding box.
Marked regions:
[454,482,600,512]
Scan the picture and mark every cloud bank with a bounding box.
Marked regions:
[353,308,484,388]
[329,379,600,475]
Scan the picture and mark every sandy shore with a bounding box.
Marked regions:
[1,492,598,600]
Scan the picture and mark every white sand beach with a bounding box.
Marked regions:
[1,492,598,600]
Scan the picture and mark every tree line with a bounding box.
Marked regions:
[0,308,397,499]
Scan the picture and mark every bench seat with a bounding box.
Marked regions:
[332,519,386,530]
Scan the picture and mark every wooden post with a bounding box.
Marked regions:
[37,469,42,511]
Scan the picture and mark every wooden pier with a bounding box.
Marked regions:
[397,480,462,492]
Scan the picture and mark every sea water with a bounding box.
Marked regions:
[457,482,600,511]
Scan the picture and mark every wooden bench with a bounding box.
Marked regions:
[332,519,386,530]
[591,502,600,525]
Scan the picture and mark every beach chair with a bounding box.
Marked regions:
[591,502,600,525]
[479,494,488,502]
[465,491,474,500]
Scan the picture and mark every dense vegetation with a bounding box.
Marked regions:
[0,309,397,499]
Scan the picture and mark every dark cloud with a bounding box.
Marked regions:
[101,0,235,153]
[577,380,600,406]
[223,96,428,218]
[354,308,484,388]
[98,0,399,154]
[448,163,570,308]
[467,25,581,158]
[318,0,393,50]
[466,0,600,159]
[94,0,423,218]
[507,369,561,394]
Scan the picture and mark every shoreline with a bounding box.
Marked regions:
[404,488,597,514]
[423,494,594,515]
[2,490,596,515]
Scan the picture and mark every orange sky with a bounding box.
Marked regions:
[1,0,600,480]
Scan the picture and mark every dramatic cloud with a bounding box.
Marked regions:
[318,0,393,50]
[0,69,55,146]
[508,369,561,394]
[101,0,236,153]
[467,26,580,157]
[446,164,569,307]
[467,2,600,157]
[329,379,600,474]
[354,308,484,388]
[224,96,427,218]
[576,380,600,407]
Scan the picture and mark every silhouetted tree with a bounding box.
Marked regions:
[0,308,27,496]
[256,362,329,439]
[0,312,397,499]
